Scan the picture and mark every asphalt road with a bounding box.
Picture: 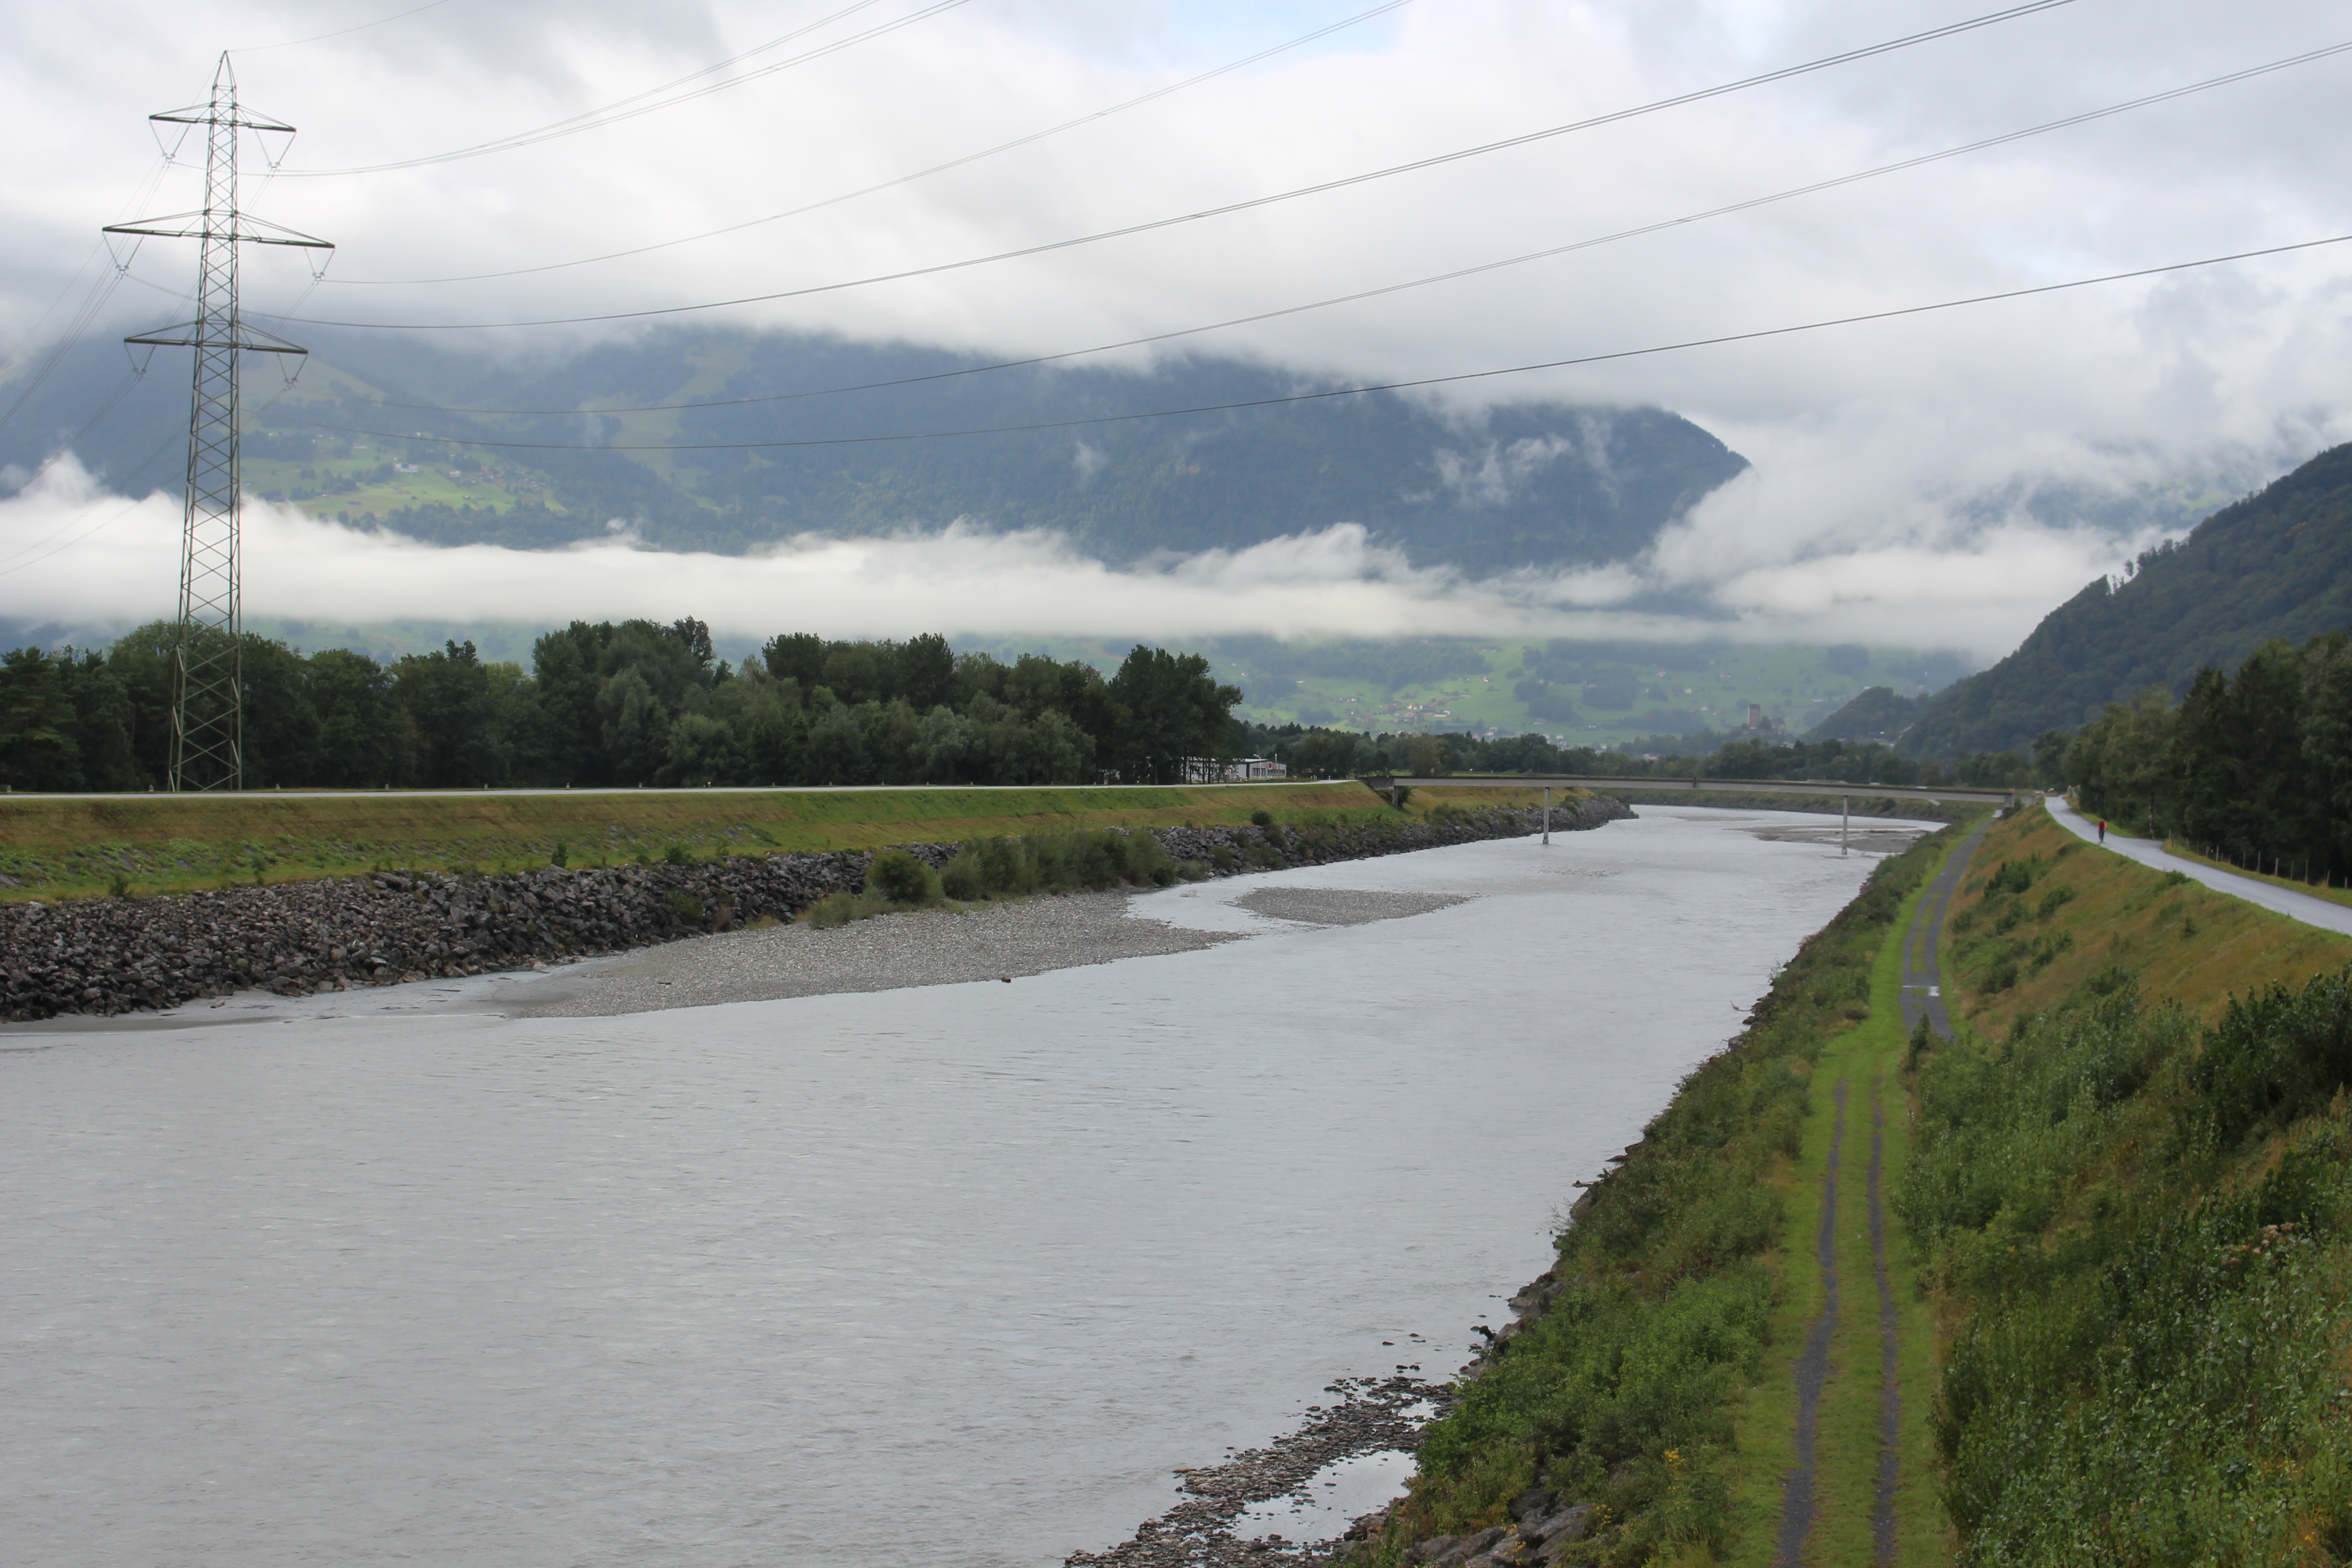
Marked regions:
[2045,795,2352,938]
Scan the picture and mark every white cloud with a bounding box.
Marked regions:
[0,456,2125,659]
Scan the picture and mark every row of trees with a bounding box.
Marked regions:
[1247,723,2039,789]
[2067,632,2352,878]
[0,616,2046,797]
[0,622,1242,792]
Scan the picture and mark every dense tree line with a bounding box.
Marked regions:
[0,622,1241,792]
[2067,630,2352,878]
[1251,721,2037,789]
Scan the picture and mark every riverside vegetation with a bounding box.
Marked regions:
[1359,800,2352,1567]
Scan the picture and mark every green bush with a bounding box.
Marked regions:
[664,889,705,924]
[1178,859,1213,882]
[802,890,883,928]
[940,851,986,902]
[1250,808,1275,827]
[662,843,695,866]
[1984,858,2037,896]
[549,839,569,868]
[2082,963,2135,998]
[865,848,941,906]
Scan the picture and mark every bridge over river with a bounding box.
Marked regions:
[1371,774,2019,807]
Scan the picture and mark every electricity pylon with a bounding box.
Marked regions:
[107,54,332,791]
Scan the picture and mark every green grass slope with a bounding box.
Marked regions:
[0,780,1377,900]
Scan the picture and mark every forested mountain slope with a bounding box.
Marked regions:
[1904,442,2352,758]
[1807,683,1922,742]
[4,328,1748,576]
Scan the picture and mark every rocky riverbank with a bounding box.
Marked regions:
[0,799,1627,1023]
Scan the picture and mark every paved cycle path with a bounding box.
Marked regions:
[2043,796,2352,938]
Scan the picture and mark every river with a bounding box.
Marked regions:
[1,806,1926,1568]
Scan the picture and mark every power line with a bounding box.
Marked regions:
[274,0,967,177]
[0,368,318,581]
[326,0,1417,286]
[284,232,2352,454]
[262,0,2082,332]
[232,0,458,53]
[333,39,2352,420]
[0,150,188,436]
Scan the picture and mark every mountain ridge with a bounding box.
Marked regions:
[1903,442,2352,759]
[3,327,1750,577]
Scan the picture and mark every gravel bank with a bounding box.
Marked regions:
[518,891,1243,1017]
[1233,887,1471,926]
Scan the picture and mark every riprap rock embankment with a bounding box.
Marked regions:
[1,799,1627,1022]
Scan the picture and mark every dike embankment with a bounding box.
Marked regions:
[1335,821,1962,1568]
[0,798,1626,1023]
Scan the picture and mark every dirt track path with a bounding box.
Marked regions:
[1774,1082,1845,1567]
[1775,823,1986,1566]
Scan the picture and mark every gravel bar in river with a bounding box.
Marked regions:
[515,891,1246,1017]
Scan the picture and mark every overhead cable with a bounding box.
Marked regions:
[264,0,2083,330]
[275,0,967,176]
[328,0,1417,285]
[285,232,2352,453]
[343,38,2352,419]
[0,151,187,436]
[233,0,459,53]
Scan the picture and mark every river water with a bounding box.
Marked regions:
[2,807,1924,1568]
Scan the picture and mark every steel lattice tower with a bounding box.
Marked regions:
[108,54,331,791]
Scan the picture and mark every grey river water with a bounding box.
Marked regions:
[2,807,1926,1568]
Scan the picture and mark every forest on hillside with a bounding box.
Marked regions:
[8,328,1748,576]
[1906,442,2352,758]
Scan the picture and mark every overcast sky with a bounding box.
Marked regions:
[5,0,2350,659]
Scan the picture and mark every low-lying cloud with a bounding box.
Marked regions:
[0,456,2153,660]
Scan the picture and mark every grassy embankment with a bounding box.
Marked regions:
[0,779,1568,903]
[1897,804,2352,1562]
[0,781,1391,902]
[1378,801,2352,1565]
[1945,805,2352,1037]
